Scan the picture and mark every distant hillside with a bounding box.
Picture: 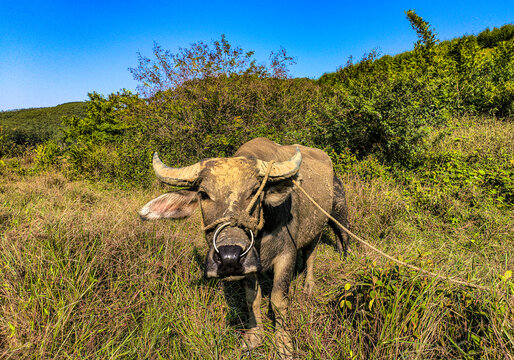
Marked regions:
[0,102,86,145]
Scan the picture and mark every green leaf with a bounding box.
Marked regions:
[8,322,15,338]
[368,298,375,310]
[471,333,481,345]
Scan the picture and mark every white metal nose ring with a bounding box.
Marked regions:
[212,222,254,257]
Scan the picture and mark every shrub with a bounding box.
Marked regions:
[59,68,320,185]
[33,140,62,170]
[477,24,514,48]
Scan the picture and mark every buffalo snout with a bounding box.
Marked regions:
[216,245,243,271]
[205,226,261,279]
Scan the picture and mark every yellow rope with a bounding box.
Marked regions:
[246,161,274,213]
[292,179,490,291]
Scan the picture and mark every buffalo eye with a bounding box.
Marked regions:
[198,190,210,200]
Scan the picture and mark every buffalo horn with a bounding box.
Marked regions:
[256,147,302,180]
[152,152,202,186]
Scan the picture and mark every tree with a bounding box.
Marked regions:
[406,10,438,51]
[129,35,296,97]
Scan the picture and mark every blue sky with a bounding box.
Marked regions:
[1,0,512,110]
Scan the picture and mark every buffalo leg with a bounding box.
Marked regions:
[271,252,296,357]
[302,236,319,295]
[243,274,263,349]
[329,176,351,256]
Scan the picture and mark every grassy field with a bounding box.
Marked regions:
[0,117,513,359]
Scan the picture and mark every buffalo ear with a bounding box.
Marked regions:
[139,190,198,220]
[264,180,294,207]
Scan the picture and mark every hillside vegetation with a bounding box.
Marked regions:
[0,102,85,156]
[25,18,513,186]
[0,11,513,359]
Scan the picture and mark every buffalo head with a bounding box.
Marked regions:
[139,149,302,280]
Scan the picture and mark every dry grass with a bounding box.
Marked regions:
[1,118,513,359]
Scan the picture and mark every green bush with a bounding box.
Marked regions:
[315,51,448,163]
[33,140,62,169]
[58,76,321,185]
[477,24,514,48]
[143,76,320,162]
[56,91,154,185]
[317,14,513,165]
[0,126,9,158]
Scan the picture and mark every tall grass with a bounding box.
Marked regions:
[1,118,513,359]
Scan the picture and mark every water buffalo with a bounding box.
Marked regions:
[139,138,350,357]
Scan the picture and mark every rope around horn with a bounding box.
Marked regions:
[292,179,490,291]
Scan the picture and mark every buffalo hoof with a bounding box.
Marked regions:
[242,327,263,351]
[275,329,294,359]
